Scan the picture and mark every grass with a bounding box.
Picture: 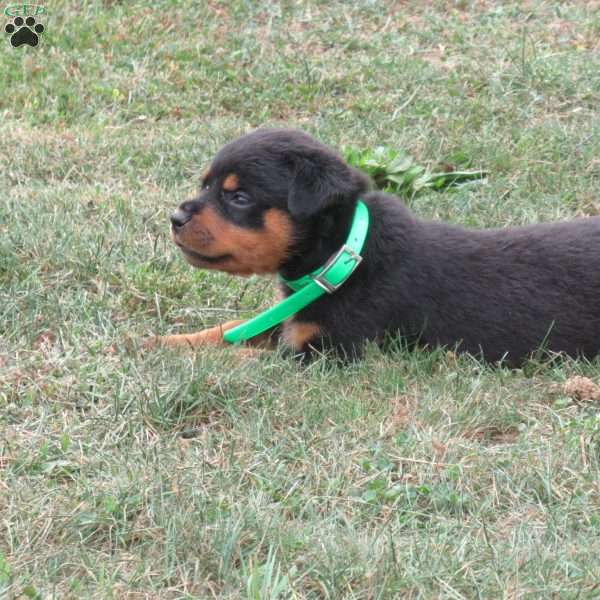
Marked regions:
[1,0,600,597]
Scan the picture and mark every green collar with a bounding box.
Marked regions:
[223,200,370,345]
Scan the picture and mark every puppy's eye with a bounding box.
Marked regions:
[228,191,253,209]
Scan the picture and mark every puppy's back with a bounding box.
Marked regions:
[366,194,600,363]
[420,215,600,362]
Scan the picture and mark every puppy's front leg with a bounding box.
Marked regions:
[147,321,277,350]
[155,320,244,349]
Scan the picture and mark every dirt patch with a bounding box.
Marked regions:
[463,426,520,445]
[563,376,600,403]
[382,394,415,437]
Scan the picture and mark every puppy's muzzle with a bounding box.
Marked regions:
[170,208,193,230]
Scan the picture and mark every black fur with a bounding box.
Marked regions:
[178,128,600,365]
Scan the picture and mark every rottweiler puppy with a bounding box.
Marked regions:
[154,128,600,365]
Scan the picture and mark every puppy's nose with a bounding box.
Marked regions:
[170,208,193,229]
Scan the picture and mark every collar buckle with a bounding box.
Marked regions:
[311,244,363,294]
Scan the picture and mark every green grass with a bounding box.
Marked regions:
[2,1,600,597]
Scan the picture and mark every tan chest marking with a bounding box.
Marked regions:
[282,321,321,351]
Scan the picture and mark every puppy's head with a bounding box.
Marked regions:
[170,129,369,275]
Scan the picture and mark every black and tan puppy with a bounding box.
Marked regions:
[157,128,600,365]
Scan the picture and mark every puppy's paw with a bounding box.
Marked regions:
[142,325,238,351]
[143,334,200,350]
[142,322,270,352]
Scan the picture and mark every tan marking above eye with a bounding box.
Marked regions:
[222,173,239,191]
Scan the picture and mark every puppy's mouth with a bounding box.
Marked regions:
[171,227,232,264]
[176,243,232,264]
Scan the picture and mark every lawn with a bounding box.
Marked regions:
[2,1,600,598]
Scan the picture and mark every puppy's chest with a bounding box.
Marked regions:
[281,319,321,351]
[276,283,322,351]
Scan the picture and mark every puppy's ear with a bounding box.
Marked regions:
[287,153,369,219]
